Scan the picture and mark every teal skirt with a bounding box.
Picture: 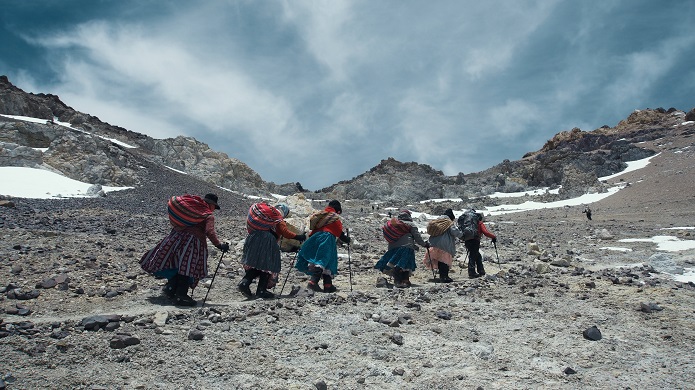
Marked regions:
[375,246,416,272]
[295,231,339,276]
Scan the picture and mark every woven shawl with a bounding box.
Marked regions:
[427,218,454,237]
[167,195,213,227]
[309,210,340,230]
[382,217,412,243]
[247,203,283,233]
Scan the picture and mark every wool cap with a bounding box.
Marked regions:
[444,208,455,221]
[328,200,342,214]
[397,209,412,221]
[275,203,290,218]
[204,193,220,210]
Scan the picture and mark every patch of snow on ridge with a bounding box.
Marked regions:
[0,167,131,199]
[599,153,659,181]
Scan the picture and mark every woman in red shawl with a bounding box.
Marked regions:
[140,193,229,306]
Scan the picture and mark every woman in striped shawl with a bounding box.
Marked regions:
[295,200,350,293]
[239,203,306,299]
[375,209,429,288]
[140,193,229,306]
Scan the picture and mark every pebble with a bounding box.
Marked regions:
[583,325,602,341]
[188,329,205,341]
[110,334,140,349]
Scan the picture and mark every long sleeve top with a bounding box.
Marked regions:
[387,220,428,251]
[174,214,222,247]
[429,220,463,256]
[276,220,300,240]
[476,221,496,241]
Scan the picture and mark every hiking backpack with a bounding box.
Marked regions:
[457,209,481,241]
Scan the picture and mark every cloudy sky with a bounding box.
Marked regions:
[2,1,694,190]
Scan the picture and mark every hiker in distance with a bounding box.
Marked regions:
[239,203,306,299]
[375,209,429,288]
[423,208,462,283]
[140,193,229,306]
[583,205,592,221]
[459,209,497,279]
[295,200,350,293]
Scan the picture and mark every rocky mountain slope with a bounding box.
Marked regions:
[0,76,297,197]
[320,108,695,202]
[1,75,694,389]
[4,75,693,203]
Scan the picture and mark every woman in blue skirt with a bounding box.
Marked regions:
[375,209,429,288]
[295,200,350,293]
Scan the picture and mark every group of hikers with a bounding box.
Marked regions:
[139,194,496,306]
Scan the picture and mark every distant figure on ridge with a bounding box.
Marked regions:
[375,209,429,288]
[140,193,229,306]
[583,205,592,220]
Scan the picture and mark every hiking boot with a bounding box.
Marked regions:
[174,275,197,306]
[255,273,274,299]
[439,263,453,283]
[162,278,177,298]
[176,294,197,307]
[237,279,253,299]
[323,284,337,293]
[468,273,479,279]
[308,281,323,292]
[396,281,409,288]
[256,290,275,299]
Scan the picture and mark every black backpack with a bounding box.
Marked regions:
[457,209,481,241]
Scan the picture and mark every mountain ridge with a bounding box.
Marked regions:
[1,75,694,204]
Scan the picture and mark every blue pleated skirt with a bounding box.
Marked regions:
[295,231,339,276]
[375,246,416,272]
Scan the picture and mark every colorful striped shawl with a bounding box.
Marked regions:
[309,210,341,231]
[383,217,412,243]
[247,203,283,233]
[167,195,213,227]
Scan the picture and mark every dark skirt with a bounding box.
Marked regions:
[295,231,339,276]
[241,230,282,273]
[139,229,208,287]
[375,246,417,272]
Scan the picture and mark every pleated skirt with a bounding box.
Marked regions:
[139,230,208,287]
[375,246,417,272]
[241,230,282,273]
[295,231,339,276]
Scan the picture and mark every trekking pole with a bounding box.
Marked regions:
[347,229,353,292]
[461,245,469,275]
[278,251,298,298]
[426,246,437,281]
[202,251,226,307]
[493,241,501,270]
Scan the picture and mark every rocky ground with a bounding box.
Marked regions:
[2,131,695,390]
